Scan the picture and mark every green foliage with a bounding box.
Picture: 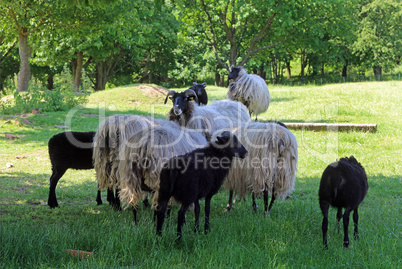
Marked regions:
[353,0,402,71]
[1,67,89,114]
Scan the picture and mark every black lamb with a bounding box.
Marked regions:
[156,131,248,240]
[47,131,114,208]
[319,156,369,249]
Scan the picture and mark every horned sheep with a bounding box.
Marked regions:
[165,89,251,138]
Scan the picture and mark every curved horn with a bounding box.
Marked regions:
[193,82,198,86]
[202,82,207,87]
[164,90,176,104]
[184,89,199,103]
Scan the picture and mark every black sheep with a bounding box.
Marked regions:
[47,131,115,208]
[319,156,369,248]
[156,131,248,240]
[189,82,208,105]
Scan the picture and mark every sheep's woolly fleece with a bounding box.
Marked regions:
[118,122,208,208]
[228,66,270,116]
[93,114,164,190]
[223,121,298,200]
[169,99,251,136]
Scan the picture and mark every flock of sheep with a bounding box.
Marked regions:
[46,66,368,248]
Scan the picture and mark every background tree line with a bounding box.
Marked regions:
[0,0,401,95]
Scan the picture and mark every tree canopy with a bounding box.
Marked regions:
[0,0,400,93]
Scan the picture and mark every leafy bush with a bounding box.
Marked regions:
[0,85,88,115]
[0,66,90,115]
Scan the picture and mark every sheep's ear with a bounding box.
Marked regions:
[216,136,226,145]
[202,82,207,87]
[217,132,231,144]
[193,82,198,86]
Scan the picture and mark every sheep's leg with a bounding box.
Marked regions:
[252,193,258,211]
[106,188,114,205]
[177,204,190,240]
[156,200,168,236]
[143,194,150,208]
[204,196,212,234]
[343,207,352,248]
[96,189,102,205]
[320,201,330,249]
[263,190,268,214]
[336,207,343,233]
[226,190,234,211]
[353,208,359,240]
[113,189,122,211]
[267,186,276,214]
[132,207,138,225]
[194,200,200,233]
[47,168,67,208]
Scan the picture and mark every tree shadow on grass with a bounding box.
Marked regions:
[0,106,169,146]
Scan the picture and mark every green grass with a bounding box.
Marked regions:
[1,82,401,268]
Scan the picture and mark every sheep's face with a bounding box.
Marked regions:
[228,66,241,80]
[191,82,207,96]
[216,132,248,159]
[170,92,196,116]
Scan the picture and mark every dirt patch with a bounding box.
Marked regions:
[82,114,100,117]
[129,100,142,105]
[137,85,168,98]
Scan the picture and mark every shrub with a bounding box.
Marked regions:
[0,67,90,114]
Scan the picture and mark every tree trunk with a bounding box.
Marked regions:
[258,63,265,79]
[300,50,308,84]
[373,66,382,80]
[94,61,109,91]
[17,30,31,92]
[286,61,291,79]
[272,62,277,85]
[73,51,83,92]
[321,63,325,78]
[219,74,225,87]
[46,73,54,90]
[342,63,348,78]
[215,72,220,86]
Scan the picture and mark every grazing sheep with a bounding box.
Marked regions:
[117,121,208,214]
[190,82,208,105]
[47,131,109,208]
[223,121,298,214]
[319,156,369,249]
[93,114,163,210]
[165,89,250,137]
[227,65,270,121]
[156,131,248,240]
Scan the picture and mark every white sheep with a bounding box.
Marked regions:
[223,121,298,214]
[93,114,163,211]
[227,66,270,121]
[117,122,208,209]
[165,89,251,137]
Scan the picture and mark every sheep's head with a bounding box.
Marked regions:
[228,66,246,80]
[214,131,248,159]
[190,82,207,96]
[164,89,198,116]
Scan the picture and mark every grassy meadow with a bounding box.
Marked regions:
[0,81,401,268]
